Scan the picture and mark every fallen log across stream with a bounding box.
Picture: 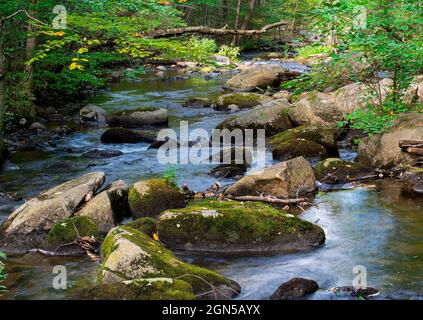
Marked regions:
[146,20,288,38]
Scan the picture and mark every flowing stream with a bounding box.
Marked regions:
[0,60,422,300]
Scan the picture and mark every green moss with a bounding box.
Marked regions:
[315,158,373,182]
[110,107,160,116]
[218,93,269,109]
[271,125,336,150]
[73,278,195,300]
[47,216,99,246]
[128,179,186,219]
[126,217,157,237]
[271,138,327,161]
[158,199,318,246]
[99,226,237,294]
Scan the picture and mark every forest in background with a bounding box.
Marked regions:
[0,0,422,140]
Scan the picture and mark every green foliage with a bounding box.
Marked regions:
[163,165,177,186]
[218,45,240,62]
[0,251,7,292]
[297,44,332,59]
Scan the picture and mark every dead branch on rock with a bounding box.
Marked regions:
[225,194,308,205]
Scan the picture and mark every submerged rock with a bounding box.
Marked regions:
[101,128,155,144]
[332,286,380,299]
[216,98,293,136]
[98,226,240,299]
[72,278,195,300]
[223,64,300,92]
[82,149,124,159]
[107,107,168,127]
[270,126,338,162]
[270,278,319,300]
[76,180,130,234]
[224,157,316,199]
[0,172,105,250]
[215,92,272,111]
[128,179,186,219]
[358,113,423,168]
[157,199,325,254]
[401,168,423,196]
[315,158,375,183]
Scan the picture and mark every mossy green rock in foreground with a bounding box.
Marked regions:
[315,158,374,183]
[73,278,195,300]
[270,125,338,162]
[157,199,325,254]
[98,226,240,299]
[128,179,186,219]
[47,216,99,247]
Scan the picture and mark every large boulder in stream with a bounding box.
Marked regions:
[128,179,186,219]
[216,98,293,136]
[223,64,300,92]
[224,157,316,199]
[73,278,195,300]
[98,225,240,300]
[156,199,325,254]
[315,158,375,183]
[0,172,105,251]
[269,125,338,162]
[270,278,319,300]
[75,180,130,234]
[107,107,168,127]
[215,92,272,111]
[289,79,392,126]
[358,113,423,168]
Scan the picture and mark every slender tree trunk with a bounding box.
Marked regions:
[232,0,242,45]
[240,0,257,30]
[23,0,37,102]
[0,19,5,134]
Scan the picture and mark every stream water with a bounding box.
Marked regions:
[0,60,422,300]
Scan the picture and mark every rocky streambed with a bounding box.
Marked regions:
[0,57,422,300]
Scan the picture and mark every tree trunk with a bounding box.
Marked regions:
[232,0,242,45]
[0,19,5,134]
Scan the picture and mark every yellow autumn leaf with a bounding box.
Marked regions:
[54,31,65,37]
[152,233,159,241]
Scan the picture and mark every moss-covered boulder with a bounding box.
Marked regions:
[72,278,195,300]
[101,128,155,144]
[224,157,316,199]
[216,98,293,136]
[128,179,186,219]
[157,199,325,254]
[107,107,168,127]
[183,97,213,108]
[126,217,157,238]
[315,158,374,183]
[44,216,99,255]
[98,226,240,299]
[270,125,338,162]
[215,93,272,111]
[47,216,99,246]
[0,172,105,251]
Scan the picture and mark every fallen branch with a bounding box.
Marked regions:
[225,194,308,205]
[399,140,423,149]
[147,20,288,38]
[406,147,423,156]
